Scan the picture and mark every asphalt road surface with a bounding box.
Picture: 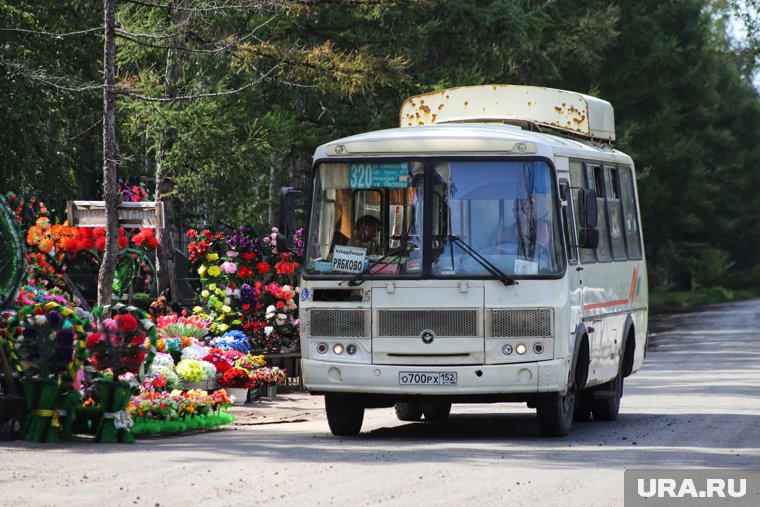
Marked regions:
[2,300,759,506]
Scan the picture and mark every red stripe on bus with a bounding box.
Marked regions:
[628,266,639,302]
[583,299,629,311]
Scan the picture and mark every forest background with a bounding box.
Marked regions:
[1,0,759,304]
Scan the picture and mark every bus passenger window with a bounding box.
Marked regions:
[619,166,642,258]
[586,164,612,262]
[606,166,627,260]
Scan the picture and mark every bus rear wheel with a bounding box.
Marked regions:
[325,393,365,436]
[592,369,623,421]
[394,402,423,421]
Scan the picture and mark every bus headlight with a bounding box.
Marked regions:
[516,343,527,355]
[533,342,544,354]
[333,343,345,355]
[316,343,328,354]
[346,343,357,355]
[502,344,513,355]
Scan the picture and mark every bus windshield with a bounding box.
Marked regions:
[304,161,425,277]
[431,160,564,277]
[303,159,564,278]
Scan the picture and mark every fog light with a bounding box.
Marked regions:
[333,343,345,355]
[533,342,544,354]
[316,343,328,354]
[502,344,513,355]
[346,343,357,355]
[516,343,527,355]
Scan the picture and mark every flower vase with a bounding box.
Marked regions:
[249,386,261,401]
[226,387,248,405]
[20,377,62,443]
[266,384,277,399]
[94,380,135,443]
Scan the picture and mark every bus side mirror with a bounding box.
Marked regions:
[578,228,599,249]
[577,188,598,228]
[277,186,303,252]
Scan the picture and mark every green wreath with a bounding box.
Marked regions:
[0,193,26,310]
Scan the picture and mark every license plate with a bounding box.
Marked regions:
[399,372,457,386]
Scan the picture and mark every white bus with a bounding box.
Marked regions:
[280,85,648,437]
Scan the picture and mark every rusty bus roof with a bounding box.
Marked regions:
[399,85,616,143]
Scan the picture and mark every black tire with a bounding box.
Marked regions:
[394,402,423,422]
[573,388,593,422]
[325,393,365,436]
[420,402,451,422]
[536,372,576,437]
[592,367,624,421]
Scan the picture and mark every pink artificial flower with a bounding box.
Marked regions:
[220,261,238,274]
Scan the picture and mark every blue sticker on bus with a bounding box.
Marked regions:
[300,288,309,302]
[349,163,409,189]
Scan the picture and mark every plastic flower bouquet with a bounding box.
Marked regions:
[85,305,156,377]
[157,314,211,340]
[7,301,87,443]
[256,366,287,386]
[233,353,265,372]
[209,330,251,354]
[175,359,216,382]
[126,389,234,435]
[203,347,234,374]
[218,367,256,389]
[84,304,157,443]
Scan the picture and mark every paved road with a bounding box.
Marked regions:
[2,300,760,506]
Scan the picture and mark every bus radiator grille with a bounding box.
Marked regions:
[490,308,553,337]
[308,309,368,337]
[377,309,479,337]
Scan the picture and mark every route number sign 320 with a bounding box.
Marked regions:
[349,163,409,189]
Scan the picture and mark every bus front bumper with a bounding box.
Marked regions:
[301,358,569,396]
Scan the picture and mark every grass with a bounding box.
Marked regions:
[649,287,759,313]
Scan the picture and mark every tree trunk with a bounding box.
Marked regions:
[268,153,281,227]
[154,3,184,299]
[97,0,119,308]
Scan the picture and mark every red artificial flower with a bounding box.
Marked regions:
[95,237,106,251]
[186,229,197,239]
[256,262,270,275]
[238,266,253,279]
[242,252,256,262]
[275,260,297,275]
[118,234,128,249]
[115,313,138,332]
[86,332,103,347]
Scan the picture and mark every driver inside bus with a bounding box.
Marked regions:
[348,215,382,255]
[494,197,551,259]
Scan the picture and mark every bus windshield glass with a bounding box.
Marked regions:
[304,161,425,277]
[431,160,564,277]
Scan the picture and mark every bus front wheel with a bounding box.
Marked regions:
[325,393,365,436]
[536,382,576,437]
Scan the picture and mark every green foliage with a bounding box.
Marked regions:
[1,0,759,297]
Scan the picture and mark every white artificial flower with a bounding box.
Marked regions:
[181,343,210,361]
[264,326,274,336]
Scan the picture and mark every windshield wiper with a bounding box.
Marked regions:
[343,242,416,287]
[448,235,517,286]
